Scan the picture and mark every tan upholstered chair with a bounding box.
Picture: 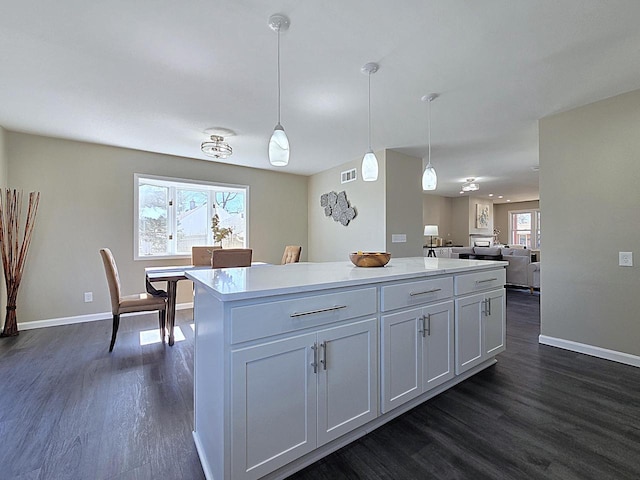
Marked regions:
[100,248,167,352]
[281,245,302,264]
[212,248,253,268]
[191,246,222,266]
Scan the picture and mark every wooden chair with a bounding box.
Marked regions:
[191,245,222,266]
[212,248,253,268]
[281,245,302,264]
[99,248,167,352]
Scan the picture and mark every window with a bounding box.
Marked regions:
[135,174,248,259]
[508,209,540,249]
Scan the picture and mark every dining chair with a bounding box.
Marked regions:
[99,248,167,352]
[191,245,222,266]
[212,248,253,268]
[281,245,302,264]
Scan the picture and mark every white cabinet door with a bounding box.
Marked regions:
[422,300,455,390]
[484,289,506,357]
[455,293,485,374]
[455,289,506,375]
[317,318,378,446]
[231,333,318,480]
[381,308,423,413]
[382,300,455,413]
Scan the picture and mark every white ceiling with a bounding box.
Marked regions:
[2,1,640,203]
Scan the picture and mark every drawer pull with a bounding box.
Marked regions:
[475,277,497,284]
[290,305,347,318]
[409,288,441,297]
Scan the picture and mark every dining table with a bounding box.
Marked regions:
[145,263,266,345]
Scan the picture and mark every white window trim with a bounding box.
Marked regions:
[508,208,540,249]
[134,173,250,261]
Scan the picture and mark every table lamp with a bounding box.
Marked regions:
[424,225,439,257]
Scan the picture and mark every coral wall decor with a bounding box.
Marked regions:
[320,190,357,226]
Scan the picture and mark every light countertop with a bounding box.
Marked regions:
[186,257,507,302]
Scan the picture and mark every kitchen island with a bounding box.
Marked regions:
[187,257,507,480]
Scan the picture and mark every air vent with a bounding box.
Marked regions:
[341,168,357,184]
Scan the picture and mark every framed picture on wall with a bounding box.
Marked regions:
[476,203,490,229]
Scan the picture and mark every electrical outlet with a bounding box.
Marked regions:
[619,252,633,267]
[84,292,93,303]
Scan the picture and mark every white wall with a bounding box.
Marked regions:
[308,151,386,262]
[540,88,640,356]
[6,132,308,324]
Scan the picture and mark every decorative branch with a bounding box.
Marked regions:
[211,213,233,247]
[0,189,40,337]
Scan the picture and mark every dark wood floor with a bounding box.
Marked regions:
[1,290,639,479]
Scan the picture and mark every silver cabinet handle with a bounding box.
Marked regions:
[426,313,431,336]
[418,315,425,337]
[410,288,442,297]
[290,305,347,317]
[320,341,327,370]
[311,343,318,373]
[476,277,498,284]
[488,297,492,315]
[482,298,488,316]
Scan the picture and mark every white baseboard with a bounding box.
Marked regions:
[539,335,640,368]
[17,302,194,331]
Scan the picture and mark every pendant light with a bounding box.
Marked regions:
[268,14,290,167]
[361,62,379,182]
[421,93,439,190]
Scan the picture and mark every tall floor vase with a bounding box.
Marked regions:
[0,190,40,337]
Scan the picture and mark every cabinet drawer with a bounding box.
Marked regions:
[381,277,452,312]
[454,269,506,296]
[231,287,377,344]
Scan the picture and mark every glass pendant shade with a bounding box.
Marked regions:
[362,150,378,181]
[422,163,437,190]
[268,123,290,166]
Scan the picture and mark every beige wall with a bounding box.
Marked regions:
[539,88,640,356]
[308,151,386,262]
[447,196,495,246]
[385,151,423,258]
[426,196,539,247]
[0,127,7,322]
[468,196,494,239]
[6,132,308,323]
[493,200,539,245]
[451,197,470,246]
[0,126,7,187]
[422,194,453,245]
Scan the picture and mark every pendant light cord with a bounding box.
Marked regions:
[367,72,372,150]
[277,27,281,124]
[427,97,431,166]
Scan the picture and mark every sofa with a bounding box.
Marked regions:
[451,246,536,289]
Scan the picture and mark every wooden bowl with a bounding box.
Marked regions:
[349,252,391,267]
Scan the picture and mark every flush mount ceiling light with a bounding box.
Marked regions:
[421,93,439,190]
[201,135,233,159]
[461,178,480,192]
[268,13,290,167]
[361,62,379,182]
